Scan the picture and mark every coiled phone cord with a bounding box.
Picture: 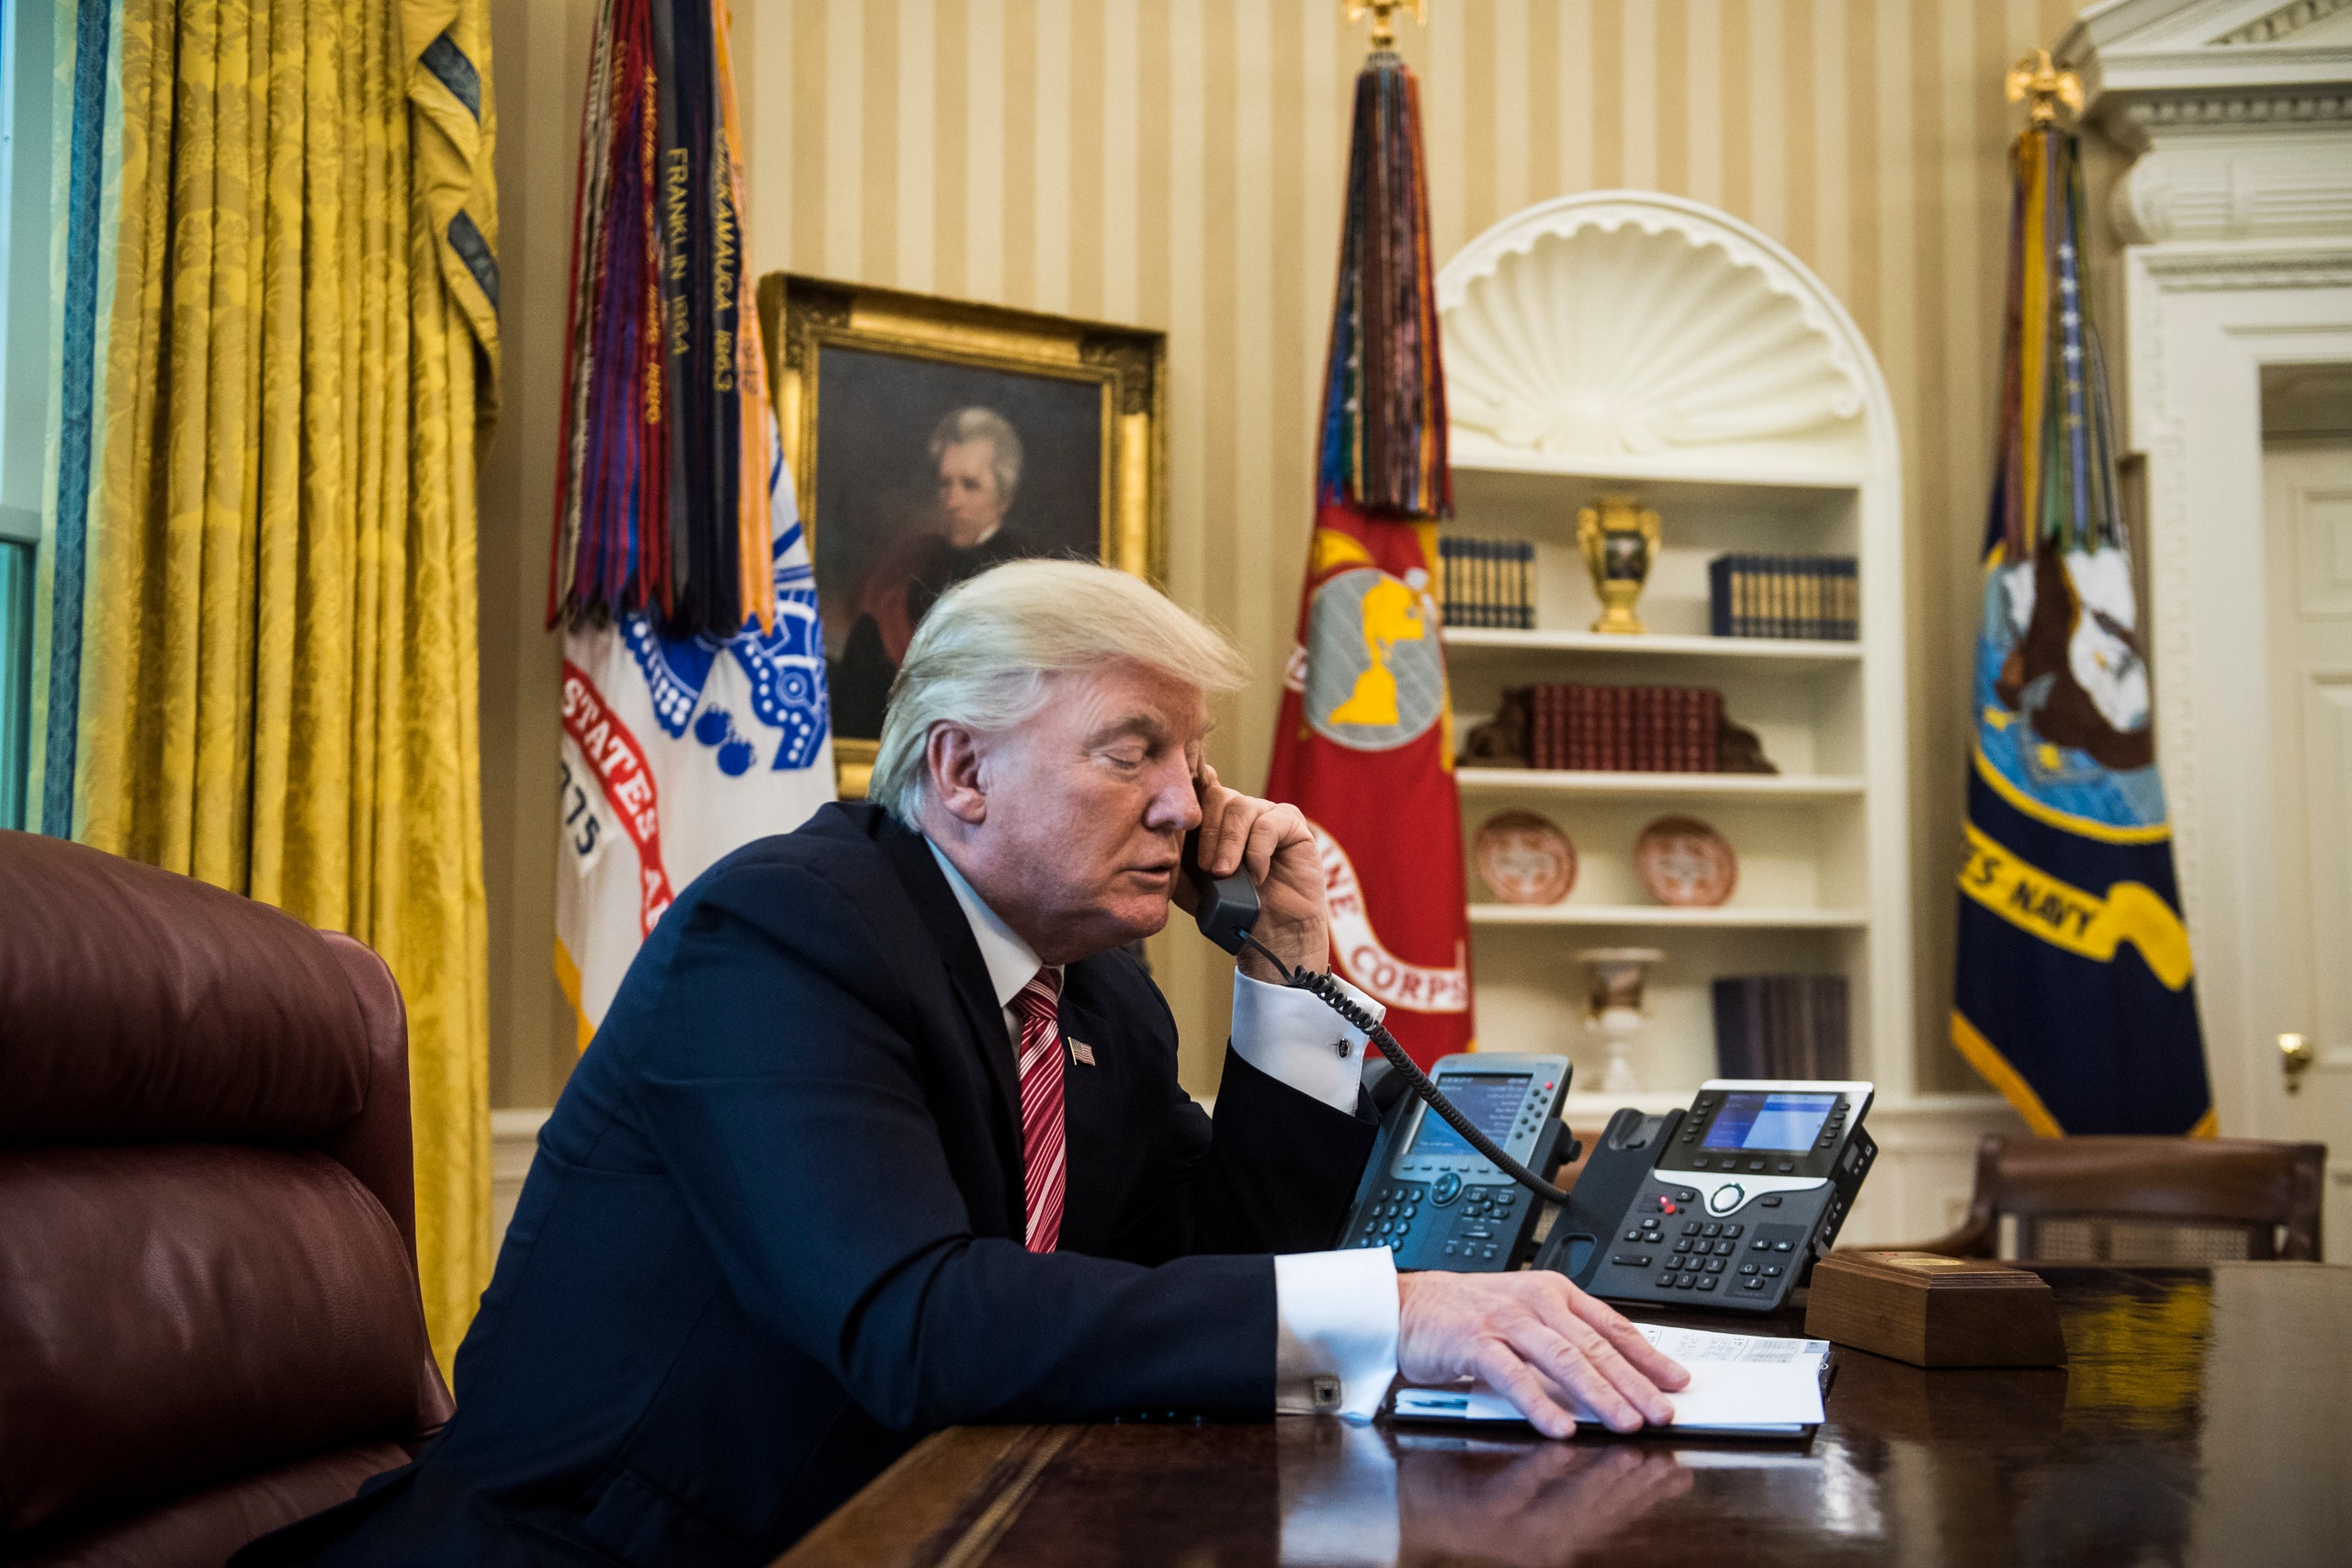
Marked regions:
[1239,932,1574,1207]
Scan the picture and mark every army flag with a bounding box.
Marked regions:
[1951,119,2211,1136]
[550,0,834,1043]
[1267,49,1472,1068]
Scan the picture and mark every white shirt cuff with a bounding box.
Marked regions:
[1272,1247,1399,1422]
[1230,971,1383,1115]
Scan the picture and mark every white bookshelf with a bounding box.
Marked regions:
[1435,194,2015,1244]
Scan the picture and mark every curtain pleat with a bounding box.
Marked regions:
[64,0,496,1374]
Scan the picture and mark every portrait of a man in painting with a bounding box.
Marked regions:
[762,276,1165,777]
[827,397,1091,738]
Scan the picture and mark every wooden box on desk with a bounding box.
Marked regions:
[1804,1251,2067,1368]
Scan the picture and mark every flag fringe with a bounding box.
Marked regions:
[1317,52,1449,521]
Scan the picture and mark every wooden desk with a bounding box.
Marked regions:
[776,1264,2349,1567]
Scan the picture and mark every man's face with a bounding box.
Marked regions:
[940,662,1207,964]
[936,439,1009,547]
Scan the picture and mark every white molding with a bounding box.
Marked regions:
[2112,126,2352,244]
[2089,3,2352,1143]
[2121,240,2352,1136]
[1434,192,1873,474]
[492,1107,550,1253]
[2213,0,2352,49]
[2133,243,2352,286]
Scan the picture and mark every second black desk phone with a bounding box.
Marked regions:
[1338,1053,1573,1270]
[1533,1079,1878,1313]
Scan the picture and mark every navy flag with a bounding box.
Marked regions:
[1951,118,2213,1138]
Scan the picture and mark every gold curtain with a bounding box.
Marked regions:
[67,0,497,1373]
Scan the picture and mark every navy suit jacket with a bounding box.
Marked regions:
[243,802,1377,1567]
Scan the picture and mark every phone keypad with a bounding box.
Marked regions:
[1351,1182,1523,1265]
[1348,1185,1427,1251]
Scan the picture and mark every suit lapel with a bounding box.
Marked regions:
[875,820,1026,1212]
[1053,965,1123,1257]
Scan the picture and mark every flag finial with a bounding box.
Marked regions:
[2005,49,2083,127]
[1346,0,1426,54]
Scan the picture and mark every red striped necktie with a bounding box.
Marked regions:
[1011,968,1067,1253]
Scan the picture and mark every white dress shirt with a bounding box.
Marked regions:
[926,840,1399,1420]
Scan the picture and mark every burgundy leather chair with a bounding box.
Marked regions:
[0,831,452,1566]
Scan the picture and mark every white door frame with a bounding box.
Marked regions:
[2123,241,2352,1135]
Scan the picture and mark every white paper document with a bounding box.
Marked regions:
[1389,1324,1831,1437]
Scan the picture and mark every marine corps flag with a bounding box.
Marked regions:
[1267,46,1472,1068]
[1951,107,2212,1136]
[549,0,834,1043]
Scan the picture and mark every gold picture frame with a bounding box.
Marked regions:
[757,274,1167,799]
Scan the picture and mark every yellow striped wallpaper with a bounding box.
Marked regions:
[482,0,2118,1106]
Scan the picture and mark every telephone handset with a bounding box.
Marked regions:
[1180,830,1575,1213]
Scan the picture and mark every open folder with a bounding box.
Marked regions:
[1388,1324,1834,1438]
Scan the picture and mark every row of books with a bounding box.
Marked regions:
[1438,536,1534,629]
[1523,683,1724,773]
[1708,555,1859,641]
[1711,976,1851,1081]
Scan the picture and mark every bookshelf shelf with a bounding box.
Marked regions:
[1456,767,1864,801]
[1443,627,1862,670]
[1467,904,1870,930]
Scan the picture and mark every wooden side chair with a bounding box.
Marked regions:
[1914,1134,2326,1264]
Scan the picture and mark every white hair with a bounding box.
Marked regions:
[869,559,1249,823]
[930,407,1024,506]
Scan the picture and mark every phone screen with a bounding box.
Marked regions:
[1406,1073,1532,1156]
[1701,1091,1838,1152]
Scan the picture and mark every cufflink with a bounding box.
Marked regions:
[1332,1039,1352,1059]
[1312,1375,1342,1412]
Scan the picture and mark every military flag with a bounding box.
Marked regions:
[1267,41,1472,1068]
[1951,101,2212,1135]
[549,0,833,1043]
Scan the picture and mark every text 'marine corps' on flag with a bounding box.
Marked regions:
[1951,118,2211,1137]
[1268,45,1473,1069]
[550,0,834,1044]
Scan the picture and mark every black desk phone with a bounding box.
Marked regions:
[1532,1080,1877,1313]
[1338,1053,1573,1269]
[1181,831,1877,1302]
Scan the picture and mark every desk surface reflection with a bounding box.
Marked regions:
[775,1263,2349,1567]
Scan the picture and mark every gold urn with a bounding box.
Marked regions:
[1576,495,1662,635]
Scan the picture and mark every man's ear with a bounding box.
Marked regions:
[925,723,989,827]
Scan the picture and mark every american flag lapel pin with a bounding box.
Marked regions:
[1068,1039,1097,1066]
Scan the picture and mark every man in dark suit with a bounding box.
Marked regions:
[248,561,1682,1568]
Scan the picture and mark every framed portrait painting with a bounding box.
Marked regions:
[757,275,1166,796]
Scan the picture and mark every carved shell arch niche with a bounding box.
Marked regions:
[1438,193,1892,479]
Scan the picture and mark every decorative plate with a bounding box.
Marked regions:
[1634,816,1737,907]
[1475,812,1577,905]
